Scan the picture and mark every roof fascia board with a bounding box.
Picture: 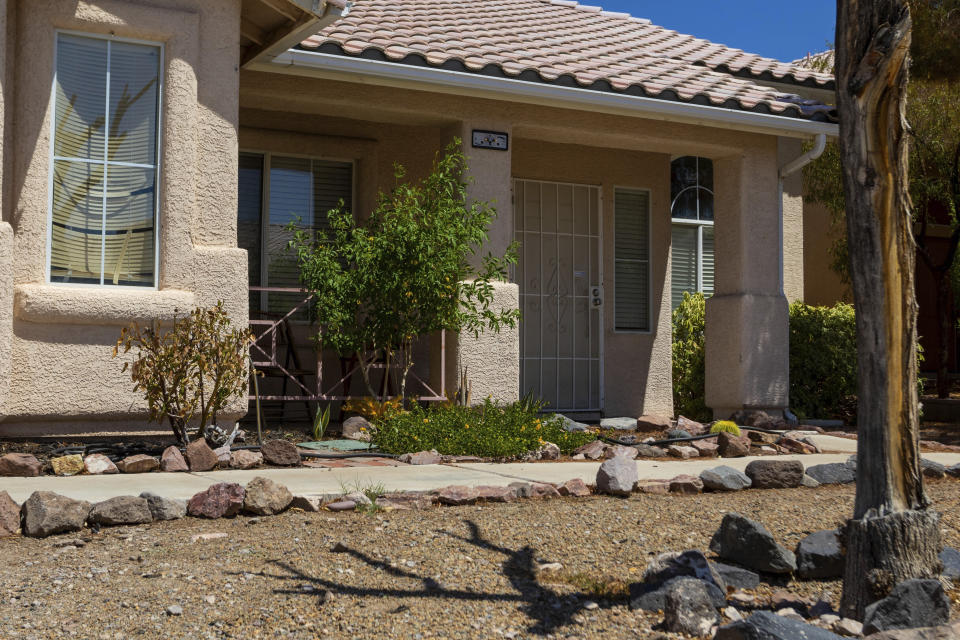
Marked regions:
[251,50,839,139]
[243,3,347,68]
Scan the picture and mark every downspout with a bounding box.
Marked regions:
[778,133,827,294]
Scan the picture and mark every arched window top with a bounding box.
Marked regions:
[670,156,713,222]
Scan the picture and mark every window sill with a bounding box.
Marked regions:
[14,284,194,326]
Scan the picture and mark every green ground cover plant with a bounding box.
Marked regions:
[373,399,595,458]
[709,420,740,436]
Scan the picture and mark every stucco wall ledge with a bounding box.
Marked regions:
[14,284,195,326]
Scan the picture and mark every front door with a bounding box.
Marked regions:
[514,179,603,413]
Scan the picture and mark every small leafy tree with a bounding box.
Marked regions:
[289,140,520,402]
[114,302,251,446]
[671,292,709,421]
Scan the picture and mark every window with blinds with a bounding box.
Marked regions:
[238,152,353,315]
[49,33,162,287]
[614,188,651,332]
[670,156,715,309]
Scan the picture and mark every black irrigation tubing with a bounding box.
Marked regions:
[601,425,793,449]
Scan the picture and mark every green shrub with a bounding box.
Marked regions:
[709,420,740,436]
[788,301,858,419]
[372,399,595,458]
[672,292,710,421]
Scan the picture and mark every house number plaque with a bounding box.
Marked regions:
[472,130,509,151]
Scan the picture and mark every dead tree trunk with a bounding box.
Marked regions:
[836,0,941,620]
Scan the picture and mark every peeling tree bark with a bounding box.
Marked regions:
[836,0,941,620]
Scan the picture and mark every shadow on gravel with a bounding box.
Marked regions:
[267,519,616,635]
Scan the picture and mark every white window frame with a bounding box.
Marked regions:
[46,30,165,289]
[612,186,652,334]
[238,149,357,311]
[670,157,714,299]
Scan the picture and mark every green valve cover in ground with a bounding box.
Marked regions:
[297,440,376,452]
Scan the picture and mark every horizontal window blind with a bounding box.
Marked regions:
[50,33,161,287]
[702,226,715,297]
[671,225,698,310]
[614,188,650,331]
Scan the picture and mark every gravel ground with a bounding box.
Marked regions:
[2,481,959,640]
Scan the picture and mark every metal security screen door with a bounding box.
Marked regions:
[514,179,603,412]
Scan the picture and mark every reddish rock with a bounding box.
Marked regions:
[747,430,779,445]
[84,454,118,475]
[476,486,517,502]
[558,478,592,497]
[229,449,263,469]
[437,485,480,506]
[0,491,20,537]
[604,444,639,460]
[187,483,245,518]
[213,446,232,465]
[572,440,607,460]
[779,437,816,454]
[637,481,670,495]
[691,440,719,458]
[667,445,698,459]
[185,439,218,472]
[717,431,750,458]
[326,500,357,512]
[376,493,436,510]
[160,446,188,472]
[0,453,42,477]
[637,415,672,432]
[399,450,442,465]
[529,483,562,499]
[260,440,301,466]
[116,454,159,473]
[669,475,704,494]
[677,416,707,436]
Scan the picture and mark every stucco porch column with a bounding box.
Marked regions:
[0,222,12,424]
[442,122,520,404]
[705,144,789,419]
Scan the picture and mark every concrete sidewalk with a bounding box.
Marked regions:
[3,444,958,504]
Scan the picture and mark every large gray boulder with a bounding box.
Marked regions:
[21,491,91,538]
[940,547,960,581]
[595,456,637,496]
[629,576,725,612]
[715,610,844,639]
[341,416,373,441]
[796,529,844,580]
[643,550,726,592]
[242,476,293,515]
[920,459,947,479]
[700,465,752,492]
[863,579,951,635]
[663,578,720,637]
[709,513,797,574]
[88,496,153,526]
[744,459,804,489]
[140,492,186,521]
[711,561,760,590]
[555,414,589,432]
[804,463,856,485]
[601,416,639,431]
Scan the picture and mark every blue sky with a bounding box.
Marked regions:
[598,1,836,62]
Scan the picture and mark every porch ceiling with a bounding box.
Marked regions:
[240,0,348,68]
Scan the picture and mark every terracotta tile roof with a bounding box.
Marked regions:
[300,0,836,122]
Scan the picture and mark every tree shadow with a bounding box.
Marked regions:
[264,519,617,635]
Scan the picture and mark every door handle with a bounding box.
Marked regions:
[591,285,603,308]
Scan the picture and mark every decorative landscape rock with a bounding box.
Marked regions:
[667,444,698,459]
[796,529,844,579]
[213,446,231,465]
[604,444,638,460]
[81,453,118,475]
[801,475,821,488]
[637,481,670,494]
[229,449,263,469]
[50,454,84,476]
[940,547,960,580]
[0,452,43,477]
[596,456,637,496]
[669,474,704,494]
[556,414,589,432]
[920,459,946,479]
[863,579,951,635]
[804,463,855,485]
[289,496,323,512]
[260,440,301,466]
[140,492,186,521]
[947,463,960,479]
[778,437,817,455]
[185,439,219,472]
[398,450,442,465]
[630,576,725,612]
[537,442,560,460]
[636,414,671,432]
[529,482,561,499]
[326,500,356,511]
[437,485,480,506]
[714,610,844,640]
[475,486,517,502]
[747,430,779,445]
[717,431,750,458]
[744,459,804,489]
[0,491,20,537]
[700,466,752,492]
[711,561,760,590]
[558,478,591,497]
[731,409,786,430]
[160,447,188,472]
[643,550,726,592]
[709,512,797,574]
[663,577,720,637]
[635,444,666,457]
[865,621,960,639]
[243,477,293,515]
[88,496,153,526]
[601,416,638,431]
[341,415,373,441]
[677,416,707,436]
[21,491,91,538]
[572,440,607,460]
[691,440,719,457]
[187,483,245,519]
[342,491,373,507]
[116,454,159,474]
[667,429,693,440]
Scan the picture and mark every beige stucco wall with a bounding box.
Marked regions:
[779,137,805,304]
[0,0,245,435]
[803,199,850,305]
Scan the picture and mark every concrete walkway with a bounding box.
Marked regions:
[3,436,958,504]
